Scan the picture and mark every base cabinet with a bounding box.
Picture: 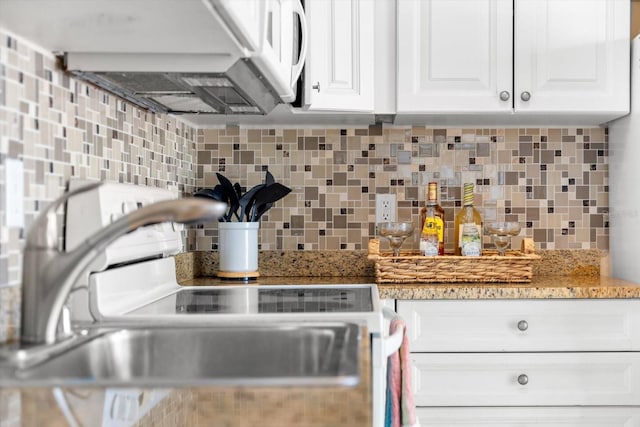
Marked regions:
[416,407,640,427]
[412,352,640,407]
[396,299,640,424]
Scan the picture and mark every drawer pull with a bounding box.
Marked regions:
[517,320,528,331]
[517,374,529,385]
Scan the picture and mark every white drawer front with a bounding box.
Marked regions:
[412,352,640,407]
[416,407,640,427]
[398,299,640,352]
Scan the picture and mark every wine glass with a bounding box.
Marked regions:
[484,222,521,256]
[379,222,415,257]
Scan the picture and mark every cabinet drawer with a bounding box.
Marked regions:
[397,299,640,352]
[416,407,640,426]
[411,352,640,407]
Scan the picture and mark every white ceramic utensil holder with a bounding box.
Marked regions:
[217,222,260,279]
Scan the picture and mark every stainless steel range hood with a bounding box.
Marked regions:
[66,57,280,115]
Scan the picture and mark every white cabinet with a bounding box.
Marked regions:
[397,0,629,117]
[515,0,629,114]
[416,407,640,427]
[396,299,640,426]
[397,0,513,113]
[412,352,640,406]
[303,0,374,111]
[401,299,640,352]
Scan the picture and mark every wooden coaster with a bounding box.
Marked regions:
[217,270,260,279]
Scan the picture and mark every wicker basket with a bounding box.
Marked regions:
[368,238,540,284]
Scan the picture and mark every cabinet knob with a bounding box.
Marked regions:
[520,91,531,102]
[312,82,320,92]
[517,374,529,385]
[499,90,510,101]
[517,320,528,331]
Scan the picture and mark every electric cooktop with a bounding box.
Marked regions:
[129,287,374,315]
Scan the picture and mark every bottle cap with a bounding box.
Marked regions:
[463,183,474,206]
[427,182,437,202]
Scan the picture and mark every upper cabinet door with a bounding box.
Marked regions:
[515,0,630,114]
[303,0,374,111]
[397,0,513,113]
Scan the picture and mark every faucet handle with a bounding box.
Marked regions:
[26,182,103,250]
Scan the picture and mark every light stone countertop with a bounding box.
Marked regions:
[180,275,640,300]
[175,248,640,300]
[375,274,640,299]
[175,248,607,280]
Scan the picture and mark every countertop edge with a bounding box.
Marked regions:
[179,275,640,299]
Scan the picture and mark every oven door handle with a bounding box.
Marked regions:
[382,307,405,357]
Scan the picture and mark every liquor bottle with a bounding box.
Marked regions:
[420,182,445,255]
[454,183,482,256]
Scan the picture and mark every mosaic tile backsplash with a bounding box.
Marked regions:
[0,27,610,347]
[0,29,198,342]
[195,126,609,253]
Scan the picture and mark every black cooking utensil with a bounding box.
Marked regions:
[194,188,217,199]
[265,170,275,186]
[234,182,243,200]
[250,183,292,221]
[216,173,240,221]
[194,185,226,202]
[252,202,273,222]
[238,183,265,222]
[248,171,277,221]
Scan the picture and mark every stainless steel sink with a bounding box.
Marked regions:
[12,323,361,387]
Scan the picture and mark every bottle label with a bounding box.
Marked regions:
[421,217,439,256]
[461,240,481,256]
[460,223,482,257]
[420,235,439,256]
[434,217,444,244]
[422,217,444,244]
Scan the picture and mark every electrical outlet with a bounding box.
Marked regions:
[375,194,396,224]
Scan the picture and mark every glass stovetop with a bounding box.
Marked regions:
[129,287,374,315]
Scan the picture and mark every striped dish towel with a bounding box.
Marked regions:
[386,317,419,427]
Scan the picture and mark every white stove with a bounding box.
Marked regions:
[89,262,383,331]
[64,179,399,427]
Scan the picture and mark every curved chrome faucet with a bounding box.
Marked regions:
[20,182,227,346]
